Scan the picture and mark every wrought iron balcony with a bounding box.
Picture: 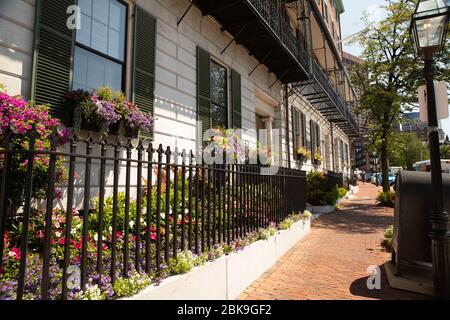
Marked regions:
[194,0,309,83]
[294,60,360,136]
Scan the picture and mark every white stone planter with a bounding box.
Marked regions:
[124,218,311,300]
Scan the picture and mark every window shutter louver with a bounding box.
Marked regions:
[301,113,307,147]
[292,107,298,156]
[316,123,321,149]
[231,69,242,129]
[133,5,157,140]
[197,46,212,143]
[31,0,75,123]
[310,119,315,153]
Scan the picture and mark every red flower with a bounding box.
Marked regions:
[73,240,82,250]
[9,247,21,260]
[59,237,66,245]
[150,233,157,241]
[150,226,156,233]
[132,235,136,242]
[115,231,122,239]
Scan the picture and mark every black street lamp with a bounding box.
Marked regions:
[410,0,450,299]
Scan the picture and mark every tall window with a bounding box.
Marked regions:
[73,0,127,91]
[210,60,228,128]
[292,108,308,160]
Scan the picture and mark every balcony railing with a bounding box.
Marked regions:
[312,60,359,134]
[194,0,309,82]
[246,0,309,69]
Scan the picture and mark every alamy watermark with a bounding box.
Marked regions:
[67,5,81,30]
[366,265,381,290]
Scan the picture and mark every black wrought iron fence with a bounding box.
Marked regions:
[0,128,306,300]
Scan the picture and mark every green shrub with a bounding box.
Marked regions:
[338,187,348,199]
[74,284,107,300]
[279,217,294,230]
[193,253,208,266]
[167,250,196,274]
[302,210,312,220]
[307,172,343,206]
[377,191,395,207]
[113,273,151,298]
[384,225,394,250]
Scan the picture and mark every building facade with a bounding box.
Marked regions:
[0,0,359,183]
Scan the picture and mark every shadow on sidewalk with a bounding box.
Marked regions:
[349,264,429,300]
[312,206,394,235]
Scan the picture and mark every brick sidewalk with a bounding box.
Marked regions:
[238,183,428,300]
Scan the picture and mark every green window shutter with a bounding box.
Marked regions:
[231,69,242,129]
[197,46,211,142]
[316,123,321,149]
[292,107,298,156]
[133,5,157,140]
[310,119,315,152]
[301,113,307,147]
[31,0,75,123]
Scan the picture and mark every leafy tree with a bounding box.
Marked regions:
[389,132,429,169]
[441,144,450,159]
[349,0,450,191]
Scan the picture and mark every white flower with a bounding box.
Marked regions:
[129,221,135,228]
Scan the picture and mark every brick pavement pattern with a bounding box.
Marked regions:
[238,183,428,300]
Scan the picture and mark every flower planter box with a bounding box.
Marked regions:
[124,218,311,300]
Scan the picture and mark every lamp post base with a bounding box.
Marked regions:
[430,226,450,299]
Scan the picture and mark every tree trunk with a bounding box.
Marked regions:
[380,139,390,192]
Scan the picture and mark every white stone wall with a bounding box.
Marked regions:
[137,0,282,153]
[0,0,36,98]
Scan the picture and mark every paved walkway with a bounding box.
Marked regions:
[238,183,428,300]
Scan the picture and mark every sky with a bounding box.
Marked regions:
[340,0,450,138]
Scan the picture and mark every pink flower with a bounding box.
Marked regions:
[9,248,21,260]
[37,230,45,239]
[115,231,122,239]
[150,233,157,241]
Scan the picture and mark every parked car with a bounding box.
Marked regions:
[372,173,396,186]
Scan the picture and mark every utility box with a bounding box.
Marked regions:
[392,171,450,276]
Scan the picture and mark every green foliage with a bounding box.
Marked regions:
[307,172,342,206]
[350,0,450,192]
[384,225,394,250]
[302,210,312,220]
[377,191,395,207]
[279,217,294,230]
[338,187,348,199]
[74,284,107,300]
[112,273,151,298]
[440,144,450,159]
[167,250,196,274]
[389,133,429,170]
